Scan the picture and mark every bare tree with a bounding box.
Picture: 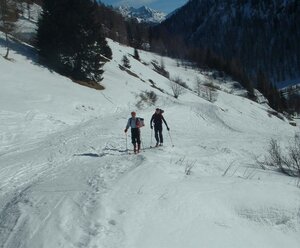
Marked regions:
[258,136,300,178]
[206,86,213,102]
[160,56,165,71]
[202,80,219,102]
[194,76,202,96]
[0,0,18,59]
[173,76,188,88]
[195,77,219,103]
[170,78,185,99]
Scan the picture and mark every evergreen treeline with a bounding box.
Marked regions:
[150,0,300,112]
[36,0,112,82]
[153,0,300,83]
[150,27,257,100]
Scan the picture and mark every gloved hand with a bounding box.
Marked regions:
[150,125,153,129]
[167,127,170,131]
[124,129,128,133]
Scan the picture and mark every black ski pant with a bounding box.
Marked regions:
[154,125,163,144]
[131,128,141,146]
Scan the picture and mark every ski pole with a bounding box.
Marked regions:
[125,132,128,152]
[168,130,174,147]
[150,128,153,147]
[141,140,145,151]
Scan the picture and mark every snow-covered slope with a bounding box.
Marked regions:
[0,34,300,248]
[118,5,166,24]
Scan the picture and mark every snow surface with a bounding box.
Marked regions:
[0,34,300,248]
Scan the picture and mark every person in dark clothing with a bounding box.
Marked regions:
[125,111,142,153]
[150,108,170,146]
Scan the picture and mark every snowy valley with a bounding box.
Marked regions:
[1,29,300,248]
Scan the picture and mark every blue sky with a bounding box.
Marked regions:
[99,0,188,13]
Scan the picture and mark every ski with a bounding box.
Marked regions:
[149,144,164,148]
[127,149,143,155]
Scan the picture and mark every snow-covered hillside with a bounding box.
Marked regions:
[1,34,300,248]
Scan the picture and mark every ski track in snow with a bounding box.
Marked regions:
[0,113,149,248]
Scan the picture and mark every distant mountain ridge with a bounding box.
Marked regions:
[117,5,166,24]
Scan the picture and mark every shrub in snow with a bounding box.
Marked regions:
[258,135,300,178]
[151,59,170,78]
[136,90,158,109]
[203,81,221,91]
[122,55,131,69]
[173,156,197,175]
[185,160,197,176]
[170,80,185,99]
[173,76,189,89]
[202,81,219,102]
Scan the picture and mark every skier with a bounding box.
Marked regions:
[124,111,143,153]
[150,108,170,147]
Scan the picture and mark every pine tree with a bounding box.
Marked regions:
[37,0,112,82]
[133,48,140,61]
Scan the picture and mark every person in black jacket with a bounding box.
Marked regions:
[150,108,169,147]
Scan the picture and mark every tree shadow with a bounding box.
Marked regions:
[0,35,38,64]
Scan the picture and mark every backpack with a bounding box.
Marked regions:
[136,117,145,128]
[136,117,145,127]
